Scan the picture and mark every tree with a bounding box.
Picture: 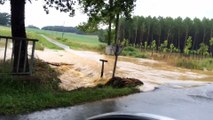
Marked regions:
[192,18,201,50]
[79,0,136,45]
[160,40,168,53]
[0,0,77,73]
[184,36,192,55]
[0,12,10,26]
[144,41,148,51]
[198,43,209,57]
[169,43,175,53]
[150,40,156,55]
[209,38,213,56]
[27,25,40,29]
[182,17,192,52]
[79,0,136,78]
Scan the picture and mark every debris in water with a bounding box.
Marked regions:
[105,77,143,88]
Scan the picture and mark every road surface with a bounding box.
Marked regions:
[1,84,213,120]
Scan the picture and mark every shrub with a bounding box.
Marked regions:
[121,46,147,58]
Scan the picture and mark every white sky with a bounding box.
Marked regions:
[0,0,213,28]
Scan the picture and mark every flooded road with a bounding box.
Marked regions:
[1,84,213,120]
[35,35,213,91]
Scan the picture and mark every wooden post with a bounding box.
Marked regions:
[99,59,108,78]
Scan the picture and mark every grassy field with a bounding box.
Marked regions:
[0,60,138,115]
[0,26,103,51]
[0,26,11,36]
[0,26,62,50]
[27,28,105,51]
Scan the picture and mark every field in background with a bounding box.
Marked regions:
[27,28,104,51]
[0,26,103,51]
[1,26,212,71]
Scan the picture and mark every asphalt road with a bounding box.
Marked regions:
[1,84,213,120]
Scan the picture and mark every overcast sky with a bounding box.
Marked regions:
[0,0,213,28]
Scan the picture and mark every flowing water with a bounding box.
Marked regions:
[35,35,213,91]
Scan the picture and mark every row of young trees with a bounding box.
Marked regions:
[116,16,213,56]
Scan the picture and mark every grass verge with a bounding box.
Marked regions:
[54,37,106,52]
[27,32,63,50]
[176,58,213,70]
[149,52,213,70]
[0,60,138,115]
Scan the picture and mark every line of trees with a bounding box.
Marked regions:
[42,26,84,34]
[99,16,213,56]
[119,16,213,55]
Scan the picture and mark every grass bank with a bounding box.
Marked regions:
[0,60,138,115]
[176,58,213,70]
[149,52,213,71]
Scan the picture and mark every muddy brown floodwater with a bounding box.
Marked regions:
[1,35,213,91]
[35,47,212,91]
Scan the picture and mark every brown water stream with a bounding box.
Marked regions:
[35,48,213,91]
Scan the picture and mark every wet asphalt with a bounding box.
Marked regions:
[1,84,213,120]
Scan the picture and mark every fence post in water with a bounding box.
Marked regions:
[99,59,108,78]
[3,38,8,63]
[16,40,23,72]
[30,41,36,75]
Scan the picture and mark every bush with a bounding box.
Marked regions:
[121,46,147,58]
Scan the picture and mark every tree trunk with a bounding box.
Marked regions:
[178,30,181,50]
[157,24,161,51]
[108,19,112,45]
[11,0,29,73]
[147,24,150,43]
[112,13,120,78]
[107,0,113,45]
[192,32,197,50]
[134,29,138,47]
[114,13,120,44]
[202,29,206,43]
[139,23,144,50]
[183,29,189,52]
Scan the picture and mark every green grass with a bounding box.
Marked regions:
[27,31,62,50]
[26,28,105,51]
[0,60,138,115]
[176,58,213,70]
[0,26,11,36]
[0,26,104,51]
[121,46,147,58]
[0,26,62,50]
